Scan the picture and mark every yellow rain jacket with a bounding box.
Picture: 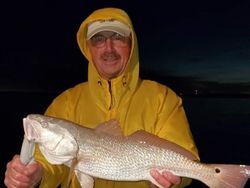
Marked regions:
[35,7,199,188]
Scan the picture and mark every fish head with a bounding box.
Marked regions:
[23,114,78,164]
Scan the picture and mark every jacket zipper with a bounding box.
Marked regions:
[108,80,113,110]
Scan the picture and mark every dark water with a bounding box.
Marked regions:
[184,97,250,187]
[1,92,250,187]
[185,97,250,163]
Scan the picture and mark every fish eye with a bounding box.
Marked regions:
[41,121,48,128]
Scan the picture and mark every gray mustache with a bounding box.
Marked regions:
[101,52,120,60]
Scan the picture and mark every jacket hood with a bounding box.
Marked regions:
[77,8,140,110]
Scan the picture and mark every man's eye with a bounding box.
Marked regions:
[92,35,105,43]
[112,33,123,40]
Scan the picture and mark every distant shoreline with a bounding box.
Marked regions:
[181,93,250,98]
[0,90,250,99]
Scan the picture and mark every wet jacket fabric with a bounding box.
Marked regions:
[35,7,199,188]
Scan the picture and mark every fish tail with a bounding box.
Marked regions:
[204,164,250,188]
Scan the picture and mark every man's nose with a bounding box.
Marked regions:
[104,38,114,51]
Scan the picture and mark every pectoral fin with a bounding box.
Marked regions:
[75,170,94,188]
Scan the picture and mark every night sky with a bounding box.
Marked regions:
[1,0,250,95]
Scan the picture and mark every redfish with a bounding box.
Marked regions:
[22,114,250,188]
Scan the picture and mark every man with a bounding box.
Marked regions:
[4,7,199,188]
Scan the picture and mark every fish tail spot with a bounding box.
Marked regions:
[215,168,221,173]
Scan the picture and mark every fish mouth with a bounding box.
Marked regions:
[23,117,64,151]
[23,118,39,141]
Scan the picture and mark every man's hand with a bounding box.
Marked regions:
[150,169,181,188]
[4,155,43,188]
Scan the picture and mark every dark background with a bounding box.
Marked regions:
[1,0,250,187]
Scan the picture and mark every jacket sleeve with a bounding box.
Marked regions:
[154,88,199,187]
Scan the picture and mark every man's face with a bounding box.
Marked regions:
[87,31,131,80]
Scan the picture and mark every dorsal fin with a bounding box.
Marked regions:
[128,130,197,161]
[95,119,124,137]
